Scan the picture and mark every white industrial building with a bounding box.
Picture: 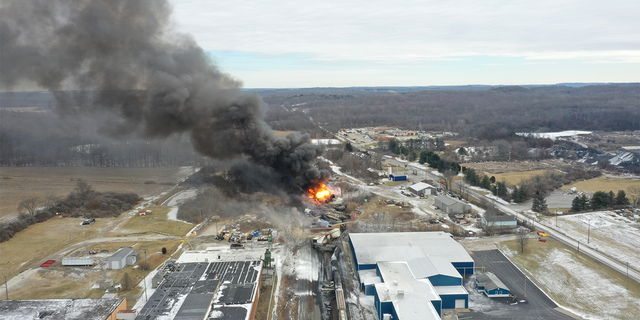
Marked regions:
[107,247,139,270]
[408,182,437,197]
[349,232,474,320]
[434,195,472,214]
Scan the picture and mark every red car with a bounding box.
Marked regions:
[539,238,547,242]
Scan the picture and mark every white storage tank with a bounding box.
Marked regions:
[62,258,94,266]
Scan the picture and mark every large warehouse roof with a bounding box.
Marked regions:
[0,298,125,320]
[349,232,473,266]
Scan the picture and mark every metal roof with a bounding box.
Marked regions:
[406,256,462,280]
[435,195,466,206]
[0,298,125,320]
[375,262,442,320]
[483,215,516,222]
[109,247,135,260]
[350,232,473,265]
[409,182,435,192]
[476,272,509,292]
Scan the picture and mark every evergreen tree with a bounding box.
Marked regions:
[345,142,353,152]
[532,193,548,213]
[591,191,609,210]
[480,175,491,190]
[615,190,630,206]
[571,196,583,212]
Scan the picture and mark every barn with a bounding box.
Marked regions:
[475,272,510,297]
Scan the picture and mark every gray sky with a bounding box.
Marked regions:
[172,0,639,88]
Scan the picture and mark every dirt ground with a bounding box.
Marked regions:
[0,166,194,218]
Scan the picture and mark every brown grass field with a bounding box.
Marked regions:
[0,166,193,218]
[0,217,113,280]
[7,240,181,307]
[490,169,550,185]
[114,206,194,237]
[562,178,640,193]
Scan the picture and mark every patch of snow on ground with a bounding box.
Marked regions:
[555,211,640,268]
[485,194,510,206]
[525,247,632,320]
[516,130,592,140]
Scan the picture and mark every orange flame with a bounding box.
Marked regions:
[309,184,331,201]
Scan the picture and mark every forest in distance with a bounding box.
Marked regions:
[0,83,638,167]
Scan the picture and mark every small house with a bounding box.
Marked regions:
[475,272,510,298]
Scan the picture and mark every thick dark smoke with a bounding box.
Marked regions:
[0,0,329,193]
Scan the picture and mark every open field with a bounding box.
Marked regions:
[561,178,640,193]
[0,166,194,218]
[462,160,561,175]
[499,238,640,320]
[542,211,640,268]
[7,240,181,308]
[113,206,194,237]
[490,169,550,185]
[0,217,113,280]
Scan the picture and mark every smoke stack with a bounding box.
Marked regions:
[0,0,329,193]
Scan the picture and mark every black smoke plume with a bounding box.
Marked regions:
[0,0,330,193]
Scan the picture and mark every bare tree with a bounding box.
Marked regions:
[42,193,60,209]
[627,185,640,208]
[442,169,457,191]
[74,180,94,199]
[516,229,529,253]
[18,196,40,216]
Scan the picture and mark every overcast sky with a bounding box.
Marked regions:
[169,0,639,88]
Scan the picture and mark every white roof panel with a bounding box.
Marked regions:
[375,262,441,320]
[350,232,473,265]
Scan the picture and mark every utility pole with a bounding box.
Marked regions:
[144,249,148,302]
[577,241,580,254]
[524,275,527,300]
[555,209,558,227]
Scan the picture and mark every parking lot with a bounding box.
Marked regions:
[462,250,580,320]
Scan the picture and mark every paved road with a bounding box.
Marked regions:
[466,250,579,320]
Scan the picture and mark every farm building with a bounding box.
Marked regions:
[62,258,94,266]
[389,174,407,181]
[409,182,437,196]
[349,232,473,320]
[0,298,126,320]
[476,272,510,297]
[482,215,518,229]
[107,247,139,270]
[434,195,471,214]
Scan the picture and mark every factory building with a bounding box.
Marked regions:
[0,298,126,320]
[135,248,265,320]
[434,195,471,214]
[349,232,474,320]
